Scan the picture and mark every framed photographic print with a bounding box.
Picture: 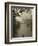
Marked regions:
[5,2,37,44]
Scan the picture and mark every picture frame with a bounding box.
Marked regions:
[5,2,37,44]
